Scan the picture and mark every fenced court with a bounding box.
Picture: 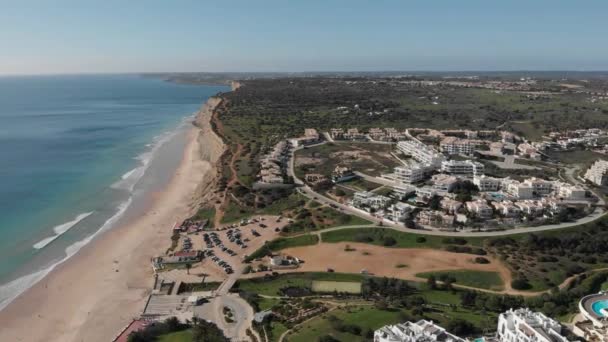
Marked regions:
[311,280,362,294]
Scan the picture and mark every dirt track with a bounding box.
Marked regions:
[278,242,517,293]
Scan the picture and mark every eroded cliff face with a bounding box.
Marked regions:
[193,96,226,206]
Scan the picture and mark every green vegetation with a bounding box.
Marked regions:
[417,270,504,291]
[177,281,221,294]
[220,200,255,224]
[321,227,484,248]
[128,317,227,342]
[235,272,366,297]
[245,235,319,262]
[158,330,193,342]
[311,281,362,294]
[190,207,215,228]
[281,205,373,234]
[295,142,400,179]
[546,149,606,166]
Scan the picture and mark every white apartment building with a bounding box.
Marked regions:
[394,165,427,183]
[584,159,608,186]
[387,202,415,223]
[523,178,554,196]
[466,200,494,219]
[352,191,391,211]
[497,308,571,342]
[397,140,446,168]
[473,175,502,192]
[504,180,534,199]
[431,174,460,192]
[441,160,485,176]
[494,201,521,218]
[374,320,465,342]
[556,183,586,200]
[440,136,485,155]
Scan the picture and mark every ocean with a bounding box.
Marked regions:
[0,74,228,309]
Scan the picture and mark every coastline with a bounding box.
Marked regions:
[0,97,225,342]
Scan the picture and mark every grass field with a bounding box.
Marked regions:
[416,270,505,291]
[158,330,193,342]
[285,303,495,341]
[311,280,362,294]
[321,227,485,248]
[236,272,366,296]
[245,234,319,261]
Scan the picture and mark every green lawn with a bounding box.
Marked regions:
[191,207,216,228]
[235,272,366,296]
[416,270,505,291]
[261,193,308,216]
[221,200,254,224]
[245,234,319,261]
[158,330,193,342]
[321,227,485,248]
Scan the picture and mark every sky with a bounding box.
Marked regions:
[1,0,608,75]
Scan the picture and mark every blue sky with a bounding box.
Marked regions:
[1,0,607,74]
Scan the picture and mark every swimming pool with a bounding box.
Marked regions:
[591,300,608,317]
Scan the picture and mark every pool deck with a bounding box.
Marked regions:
[580,292,608,326]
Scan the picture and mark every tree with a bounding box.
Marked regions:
[427,275,437,290]
[383,236,397,246]
[186,263,192,275]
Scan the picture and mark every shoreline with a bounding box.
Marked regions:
[0,97,225,342]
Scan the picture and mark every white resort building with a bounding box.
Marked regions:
[394,164,427,183]
[496,308,571,342]
[441,160,484,177]
[374,320,465,342]
[397,140,446,168]
[474,175,502,192]
[440,136,485,155]
[585,159,608,186]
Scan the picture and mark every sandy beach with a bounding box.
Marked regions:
[0,98,225,342]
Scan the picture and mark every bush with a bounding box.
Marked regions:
[474,257,490,264]
[415,237,427,243]
[383,236,397,246]
[511,278,531,290]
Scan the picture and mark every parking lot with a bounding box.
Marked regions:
[162,215,287,284]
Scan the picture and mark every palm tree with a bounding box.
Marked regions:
[186,263,192,275]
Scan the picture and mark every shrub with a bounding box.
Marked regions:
[511,278,531,290]
[383,236,397,246]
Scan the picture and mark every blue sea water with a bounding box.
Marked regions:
[0,74,228,309]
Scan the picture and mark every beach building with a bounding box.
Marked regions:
[374,320,465,342]
[394,164,427,183]
[397,140,446,168]
[441,160,484,176]
[584,159,608,186]
[466,200,494,219]
[474,175,502,192]
[496,308,571,342]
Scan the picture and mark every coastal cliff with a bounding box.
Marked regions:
[192,96,226,208]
